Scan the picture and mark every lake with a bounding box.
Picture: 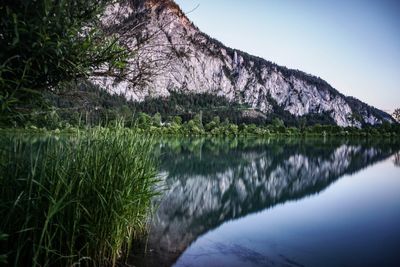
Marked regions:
[131,137,400,267]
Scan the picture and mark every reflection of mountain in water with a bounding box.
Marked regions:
[132,138,400,267]
[394,152,400,167]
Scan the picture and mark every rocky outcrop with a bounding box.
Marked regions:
[94,0,395,127]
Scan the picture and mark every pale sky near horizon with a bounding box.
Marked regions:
[175,0,399,113]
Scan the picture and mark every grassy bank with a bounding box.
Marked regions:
[0,128,158,266]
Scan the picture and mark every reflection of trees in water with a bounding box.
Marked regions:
[394,152,400,167]
[133,138,400,267]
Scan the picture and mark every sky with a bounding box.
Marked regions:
[174,0,400,113]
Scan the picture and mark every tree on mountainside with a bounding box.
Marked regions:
[393,108,400,122]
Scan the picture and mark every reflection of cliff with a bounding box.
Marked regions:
[394,152,400,167]
[133,138,400,267]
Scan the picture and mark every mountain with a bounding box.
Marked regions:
[93,0,395,127]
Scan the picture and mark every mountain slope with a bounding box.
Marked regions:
[94,0,395,127]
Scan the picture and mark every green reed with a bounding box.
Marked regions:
[0,128,158,266]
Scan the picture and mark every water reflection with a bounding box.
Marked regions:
[393,152,400,167]
[132,138,400,267]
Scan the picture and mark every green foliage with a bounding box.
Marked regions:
[130,91,260,124]
[0,0,128,123]
[3,82,399,138]
[152,112,162,126]
[172,115,182,125]
[205,116,220,132]
[20,84,347,129]
[137,112,152,128]
[348,113,362,125]
[0,128,158,266]
[272,118,284,128]
[186,118,204,135]
[193,112,203,128]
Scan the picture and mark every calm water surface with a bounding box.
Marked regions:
[133,138,400,267]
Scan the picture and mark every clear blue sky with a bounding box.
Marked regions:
[175,0,400,113]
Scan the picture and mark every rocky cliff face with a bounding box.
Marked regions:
[94,0,395,127]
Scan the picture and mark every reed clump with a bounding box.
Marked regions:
[0,128,158,266]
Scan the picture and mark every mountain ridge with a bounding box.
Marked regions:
[94,0,395,127]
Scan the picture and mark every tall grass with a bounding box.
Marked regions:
[0,128,158,266]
